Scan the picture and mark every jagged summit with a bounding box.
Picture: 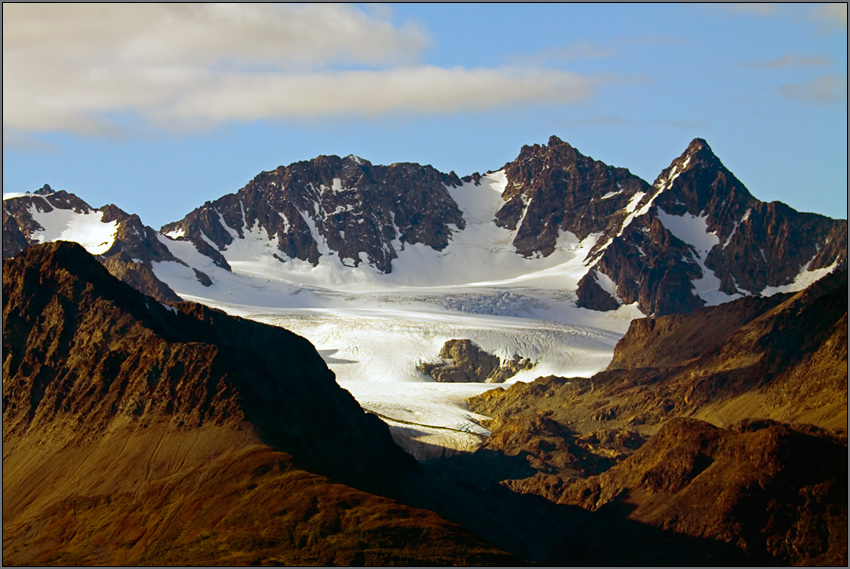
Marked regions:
[161,153,465,274]
[2,188,182,303]
[685,136,711,154]
[4,136,846,317]
[33,183,55,196]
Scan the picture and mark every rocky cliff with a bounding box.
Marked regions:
[2,186,183,302]
[575,138,847,314]
[5,138,847,317]
[160,155,465,273]
[2,241,518,565]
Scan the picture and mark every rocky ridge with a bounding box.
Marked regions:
[154,136,849,316]
[5,138,847,317]
[2,241,519,565]
[2,241,414,492]
[2,186,183,303]
[576,138,847,314]
[160,155,466,274]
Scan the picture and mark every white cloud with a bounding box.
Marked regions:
[781,74,848,104]
[3,4,428,70]
[155,66,595,129]
[2,3,601,138]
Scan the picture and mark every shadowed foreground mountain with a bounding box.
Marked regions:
[459,268,847,565]
[2,241,519,566]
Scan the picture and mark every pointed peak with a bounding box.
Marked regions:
[682,138,720,164]
[686,138,711,153]
[33,184,55,196]
[548,134,568,147]
[345,154,369,166]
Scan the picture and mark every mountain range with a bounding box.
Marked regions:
[4,136,846,316]
[3,136,847,565]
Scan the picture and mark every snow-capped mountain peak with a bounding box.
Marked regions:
[4,136,846,319]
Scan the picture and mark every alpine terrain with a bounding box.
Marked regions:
[3,135,847,565]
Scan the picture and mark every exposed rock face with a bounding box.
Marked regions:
[495,135,650,257]
[161,155,466,274]
[2,190,184,303]
[2,241,520,565]
[575,138,848,315]
[418,339,534,383]
[5,137,846,318]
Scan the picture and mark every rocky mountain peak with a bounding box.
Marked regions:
[577,135,845,316]
[496,134,650,257]
[2,188,183,303]
[5,138,845,321]
[162,153,466,274]
[684,136,712,157]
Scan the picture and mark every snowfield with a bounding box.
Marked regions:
[11,170,837,457]
[177,293,632,457]
[2,194,119,255]
[151,173,643,455]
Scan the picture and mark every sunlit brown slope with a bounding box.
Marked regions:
[2,241,518,566]
[471,267,847,434]
[459,268,847,565]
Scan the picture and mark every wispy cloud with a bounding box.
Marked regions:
[2,4,605,139]
[716,2,847,32]
[781,74,847,104]
[508,42,616,66]
[744,54,834,69]
[723,3,779,16]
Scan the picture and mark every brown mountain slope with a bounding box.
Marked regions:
[2,241,518,565]
[470,268,847,434]
[555,418,847,566]
[4,443,518,566]
[457,269,847,564]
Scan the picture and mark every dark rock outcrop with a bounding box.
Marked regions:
[161,155,466,274]
[495,135,650,257]
[418,339,534,383]
[575,138,848,315]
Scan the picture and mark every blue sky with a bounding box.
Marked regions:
[3,3,847,228]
